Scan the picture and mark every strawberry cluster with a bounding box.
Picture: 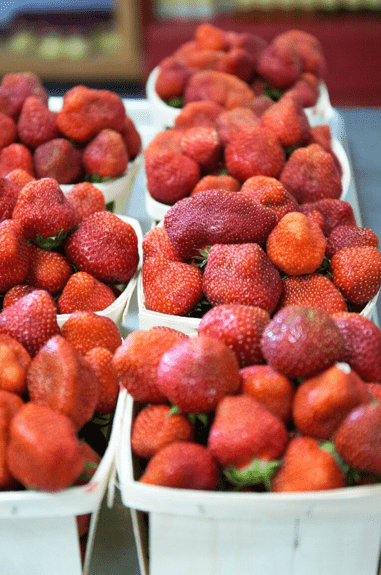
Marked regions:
[154,24,325,110]
[120,305,381,492]
[0,176,139,315]
[145,98,343,207]
[0,72,142,184]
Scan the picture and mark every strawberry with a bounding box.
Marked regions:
[65,182,106,223]
[279,30,325,77]
[83,128,129,179]
[2,285,37,310]
[240,176,299,222]
[0,289,60,357]
[260,92,311,147]
[266,211,326,275]
[260,305,344,379]
[57,271,116,314]
[277,273,348,314]
[142,227,182,263]
[6,402,85,492]
[330,245,381,305]
[163,189,277,260]
[326,225,379,260]
[191,174,241,195]
[145,129,183,156]
[61,310,122,356]
[224,124,286,181]
[195,23,229,51]
[0,176,22,222]
[202,243,282,314]
[120,114,142,160]
[198,304,270,367]
[142,257,203,316]
[25,243,72,295]
[173,100,224,131]
[154,57,192,102]
[215,106,260,147]
[256,36,302,90]
[74,441,102,486]
[0,113,17,150]
[293,363,371,440]
[156,335,241,413]
[240,364,296,423]
[0,389,24,489]
[64,211,139,285]
[27,334,98,430]
[334,402,381,476]
[180,126,222,170]
[112,327,188,403]
[0,72,48,120]
[290,72,319,108]
[271,436,345,492]
[0,143,34,178]
[12,177,77,244]
[139,441,219,490]
[280,143,342,204]
[0,334,31,396]
[17,96,58,149]
[299,198,357,237]
[332,312,381,382]
[184,70,255,110]
[208,394,288,469]
[216,46,256,83]
[0,219,30,292]
[131,404,195,459]
[5,168,35,191]
[33,138,84,185]
[84,347,119,416]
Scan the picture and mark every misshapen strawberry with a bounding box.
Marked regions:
[61,310,122,356]
[156,335,241,413]
[17,96,59,149]
[240,176,299,222]
[184,70,255,110]
[33,138,83,185]
[163,189,277,260]
[83,128,129,178]
[202,243,282,314]
[256,36,302,90]
[330,246,381,305]
[278,273,348,314]
[0,219,30,292]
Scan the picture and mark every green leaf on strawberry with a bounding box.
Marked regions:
[34,228,74,250]
[223,458,282,490]
[167,96,183,109]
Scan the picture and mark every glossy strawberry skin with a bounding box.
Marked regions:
[25,244,72,295]
[61,310,122,356]
[84,347,120,416]
[277,273,348,315]
[325,225,379,260]
[0,219,30,293]
[57,271,116,314]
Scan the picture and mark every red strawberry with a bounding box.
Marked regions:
[142,256,203,316]
[271,436,345,492]
[215,106,259,147]
[155,56,192,102]
[332,312,381,382]
[0,219,30,292]
[0,389,24,489]
[74,441,102,486]
[290,72,320,108]
[156,335,241,413]
[27,334,98,430]
[25,243,72,295]
[33,138,83,185]
[2,285,38,310]
[12,177,77,243]
[184,70,255,110]
[330,245,381,305]
[5,168,35,191]
[65,182,106,223]
[240,176,299,222]
[277,273,348,314]
[299,198,357,237]
[142,226,182,263]
[0,113,17,150]
[139,441,219,490]
[112,327,188,403]
[208,394,288,469]
[131,404,195,459]
[216,46,256,83]
[334,402,381,476]
[174,100,224,131]
[144,129,183,156]
[163,189,277,260]
[260,305,344,379]
[0,72,48,120]
[191,174,241,195]
[256,37,302,90]
[64,211,139,285]
[198,304,270,367]
[83,129,129,179]
[6,402,85,492]
[0,290,60,357]
[260,92,311,147]
[240,364,295,423]
[293,363,371,440]
[0,142,34,178]
[279,30,325,77]
[326,225,379,260]
[17,96,59,149]
[57,271,116,314]
[61,310,122,356]
[120,114,142,160]
[0,334,31,396]
[0,176,22,222]
[180,125,221,170]
[84,347,119,416]
[195,22,229,50]
[202,243,282,314]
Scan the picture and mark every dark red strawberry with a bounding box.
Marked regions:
[33,138,83,185]
[299,198,357,237]
[326,225,379,260]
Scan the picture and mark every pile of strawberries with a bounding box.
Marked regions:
[154,24,325,110]
[119,305,381,492]
[0,71,141,184]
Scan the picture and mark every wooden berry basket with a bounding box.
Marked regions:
[117,391,381,575]
[0,387,127,575]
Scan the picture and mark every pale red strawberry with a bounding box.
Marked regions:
[0,113,17,150]
[332,312,381,382]
[61,310,122,356]
[112,328,188,403]
[142,256,203,316]
[0,334,31,396]
[260,305,345,379]
[260,92,311,147]
[202,243,282,314]
[64,211,139,285]
[0,289,60,357]
[84,347,119,415]
[215,106,260,147]
[0,176,21,222]
[277,273,348,314]
[190,174,241,195]
[65,182,106,224]
[57,271,116,314]
[0,219,30,293]
[198,304,270,367]
[131,404,195,459]
[142,227,182,263]
[25,244,72,295]
[326,225,379,260]
[5,168,35,191]
[299,198,357,237]
[180,126,222,170]
[330,245,381,305]
[139,441,219,490]
[2,285,37,310]
[156,335,241,413]
[0,143,34,178]
[240,175,299,222]
[173,100,224,131]
[27,335,98,430]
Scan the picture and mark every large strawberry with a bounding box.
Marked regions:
[64,211,139,285]
[0,219,30,293]
[57,271,116,314]
[61,310,122,356]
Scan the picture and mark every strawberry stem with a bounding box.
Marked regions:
[223,458,282,490]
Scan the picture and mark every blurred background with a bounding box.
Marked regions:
[0,0,380,105]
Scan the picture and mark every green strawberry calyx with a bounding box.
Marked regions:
[167,96,183,109]
[168,405,209,427]
[223,458,282,491]
[34,228,75,250]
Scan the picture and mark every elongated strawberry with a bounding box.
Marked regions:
[61,310,122,356]
[84,347,119,416]
[240,176,299,222]
[57,271,116,314]
[0,219,30,293]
